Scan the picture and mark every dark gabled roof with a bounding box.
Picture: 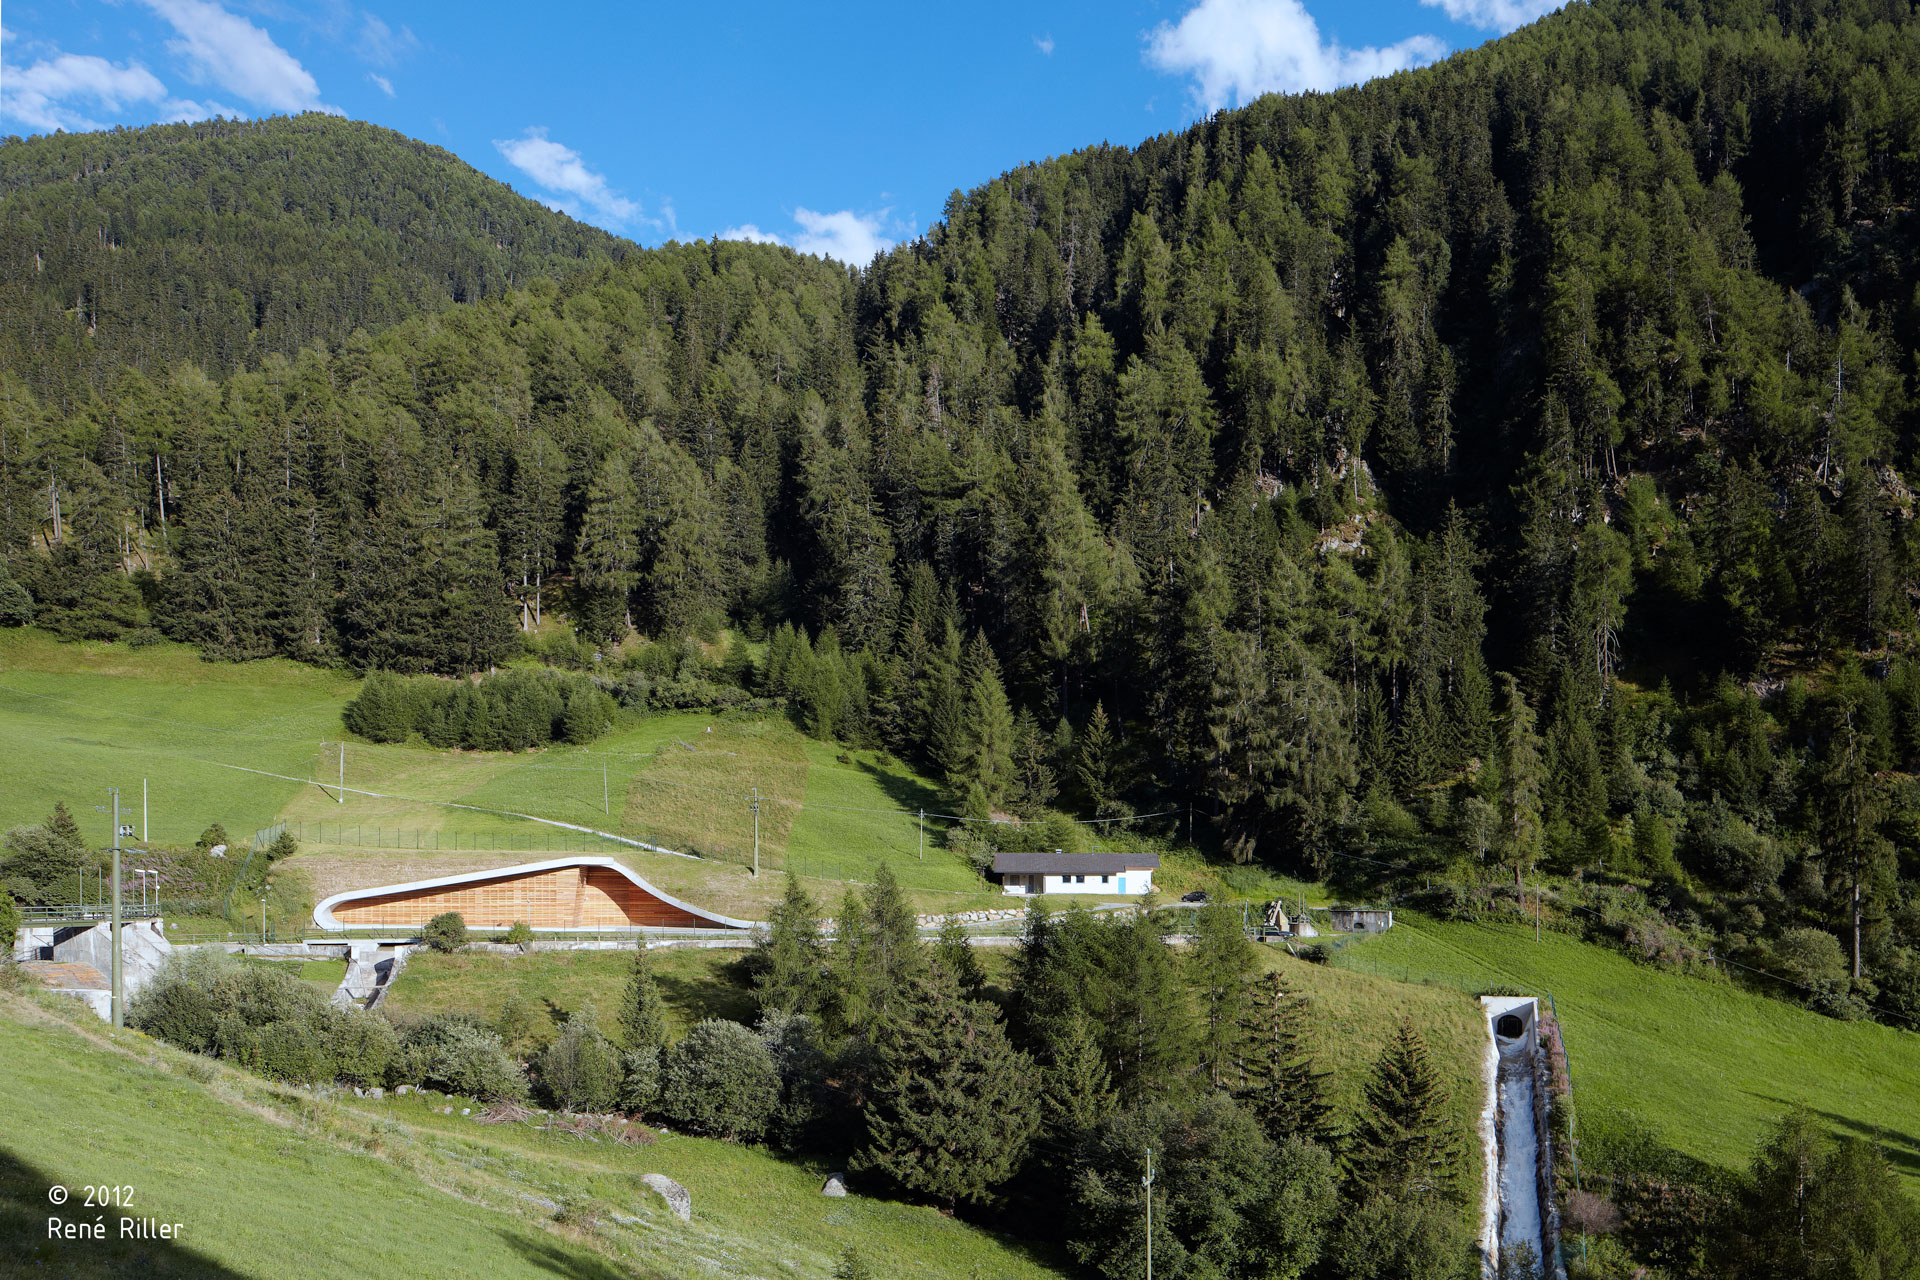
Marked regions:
[990,852,1161,875]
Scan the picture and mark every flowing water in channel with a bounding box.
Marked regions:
[1496,1035,1543,1277]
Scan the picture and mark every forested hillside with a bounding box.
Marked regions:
[7,0,1920,1026]
[0,115,629,406]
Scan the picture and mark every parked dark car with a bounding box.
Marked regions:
[1180,890,1208,903]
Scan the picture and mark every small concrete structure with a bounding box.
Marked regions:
[1476,996,1563,1280]
[642,1173,692,1222]
[16,918,174,1021]
[1328,906,1393,933]
[991,851,1160,896]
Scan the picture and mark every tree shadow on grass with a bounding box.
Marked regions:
[1752,1094,1920,1179]
[0,1147,253,1278]
[653,960,756,1027]
[854,759,943,818]
[494,1227,640,1279]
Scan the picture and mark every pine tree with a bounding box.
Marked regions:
[922,622,968,787]
[752,873,830,1019]
[851,968,1040,1208]
[934,912,987,1000]
[618,945,670,1053]
[1347,1021,1457,1202]
[1075,702,1129,820]
[961,631,1016,806]
[1234,972,1335,1146]
[1189,898,1257,1088]
[837,863,924,1029]
[1495,673,1544,889]
[1037,1008,1115,1166]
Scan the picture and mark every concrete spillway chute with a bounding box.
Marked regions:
[1476,996,1563,1280]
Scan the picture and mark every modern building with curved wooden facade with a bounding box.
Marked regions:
[312,857,756,932]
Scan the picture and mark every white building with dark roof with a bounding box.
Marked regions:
[990,851,1160,896]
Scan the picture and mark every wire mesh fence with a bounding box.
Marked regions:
[268,820,636,856]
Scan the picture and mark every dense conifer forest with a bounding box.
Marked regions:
[0,115,628,405]
[8,0,1920,1029]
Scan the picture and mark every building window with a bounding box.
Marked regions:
[1101,875,1109,883]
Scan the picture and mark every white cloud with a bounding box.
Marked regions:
[162,97,238,121]
[1035,34,1055,56]
[0,50,168,133]
[142,0,338,114]
[1147,0,1446,111]
[356,12,417,67]
[368,72,394,97]
[493,129,640,226]
[792,208,893,264]
[1419,0,1560,33]
[719,224,784,245]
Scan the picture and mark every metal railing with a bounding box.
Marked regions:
[19,903,164,924]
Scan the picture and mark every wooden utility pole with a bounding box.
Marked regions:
[110,788,122,1029]
[918,809,924,860]
[751,788,760,877]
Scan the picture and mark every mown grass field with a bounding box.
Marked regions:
[0,629,1313,922]
[1333,914,1920,1193]
[0,630,352,845]
[0,988,1071,1279]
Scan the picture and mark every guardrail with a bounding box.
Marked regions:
[19,904,164,924]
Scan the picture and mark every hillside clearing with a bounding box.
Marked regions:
[1334,915,1920,1193]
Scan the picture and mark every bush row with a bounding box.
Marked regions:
[342,668,615,750]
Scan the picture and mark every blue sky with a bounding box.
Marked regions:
[1,0,1559,261]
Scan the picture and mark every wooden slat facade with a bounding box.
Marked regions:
[330,864,715,929]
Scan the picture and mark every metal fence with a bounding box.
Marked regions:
[266,820,634,855]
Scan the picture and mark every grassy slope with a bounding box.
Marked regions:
[384,947,757,1034]
[1333,915,1920,1193]
[0,632,1312,921]
[0,631,353,844]
[388,940,1491,1210]
[0,989,1069,1279]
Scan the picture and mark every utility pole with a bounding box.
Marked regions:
[338,742,345,803]
[918,809,924,861]
[602,759,609,815]
[142,778,148,843]
[1535,884,1541,943]
[109,788,122,1029]
[260,895,268,945]
[750,788,760,877]
[1142,1146,1155,1280]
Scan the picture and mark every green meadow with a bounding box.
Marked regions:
[1334,914,1920,1193]
[0,988,1070,1279]
[0,630,1301,921]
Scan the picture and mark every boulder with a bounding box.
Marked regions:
[642,1173,691,1222]
[821,1173,847,1198]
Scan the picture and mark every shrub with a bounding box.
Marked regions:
[422,911,468,953]
[621,1048,661,1112]
[495,994,544,1056]
[0,571,32,627]
[391,1014,527,1100]
[0,890,18,957]
[539,1008,624,1112]
[131,950,401,1089]
[502,920,534,948]
[656,1018,780,1141]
